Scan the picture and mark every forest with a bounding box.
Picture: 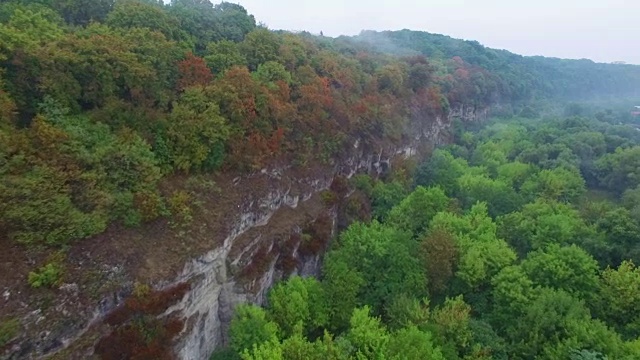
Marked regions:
[216,114,640,360]
[0,0,639,253]
[0,0,640,358]
[351,30,640,102]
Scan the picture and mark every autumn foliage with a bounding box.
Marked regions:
[176,53,213,91]
[97,283,190,360]
[1,0,636,252]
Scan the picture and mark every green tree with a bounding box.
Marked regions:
[596,146,640,193]
[321,254,365,332]
[471,141,509,177]
[205,40,246,74]
[387,326,445,360]
[431,203,516,290]
[240,28,280,71]
[497,199,602,257]
[370,181,408,221]
[241,339,283,360]
[383,294,430,331]
[457,173,523,217]
[267,276,327,338]
[229,305,279,354]
[52,0,114,25]
[211,2,256,42]
[414,149,469,196]
[106,0,192,44]
[505,288,591,359]
[253,61,292,88]
[330,221,427,315]
[386,186,450,236]
[496,161,537,191]
[489,265,536,334]
[520,167,586,203]
[521,244,600,301]
[347,306,390,360]
[431,296,474,357]
[595,261,640,339]
[165,87,230,172]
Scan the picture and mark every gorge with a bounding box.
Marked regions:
[0,1,639,359]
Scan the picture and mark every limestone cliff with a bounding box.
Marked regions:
[1,105,487,360]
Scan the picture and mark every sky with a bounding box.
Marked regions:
[233,0,640,65]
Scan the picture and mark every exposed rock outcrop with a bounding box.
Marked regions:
[2,106,488,360]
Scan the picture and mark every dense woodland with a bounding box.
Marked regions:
[351,30,640,102]
[1,0,639,252]
[1,0,640,358]
[217,115,640,360]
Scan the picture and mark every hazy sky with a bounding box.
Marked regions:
[234,0,640,64]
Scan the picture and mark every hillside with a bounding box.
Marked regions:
[346,30,640,102]
[0,0,639,359]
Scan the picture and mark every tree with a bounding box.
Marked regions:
[53,0,114,25]
[496,161,537,191]
[595,261,640,339]
[376,63,407,96]
[330,221,427,315]
[212,2,256,42]
[387,326,445,360]
[414,149,469,196]
[596,146,640,194]
[106,0,191,44]
[253,61,292,88]
[521,167,586,203]
[457,173,523,217]
[229,305,279,354]
[267,276,327,338]
[383,294,430,331]
[0,163,107,246]
[240,28,280,71]
[420,229,458,296]
[321,254,365,332]
[584,204,640,265]
[176,52,214,90]
[497,199,602,257]
[505,288,592,359]
[204,40,246,74]
[0,7,63,54]
[241,339,283,360]
[521,244,600,301]
[370,181,408,221]
[431,203,516,290]
[490,265,535,321]
[471,141,508,176]
[432,296,474,357]
[347,306,390,359]
[165,87,230,172]
[386,186,450,236]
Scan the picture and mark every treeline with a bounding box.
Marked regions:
[351,30,640,102]
[218,115,640,359]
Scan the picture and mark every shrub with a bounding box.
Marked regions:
[351,174,375,197]
[320,190,338,206]
[133,190,166,222]
[28,262,64,288]
[0,318,19,347]
[168,190,193,228]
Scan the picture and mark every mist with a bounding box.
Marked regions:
[236,0,640,65]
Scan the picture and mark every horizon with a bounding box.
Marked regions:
[230,0,640,65]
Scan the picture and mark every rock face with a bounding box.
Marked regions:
[1,106,487,360]
[165,106,486,360]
